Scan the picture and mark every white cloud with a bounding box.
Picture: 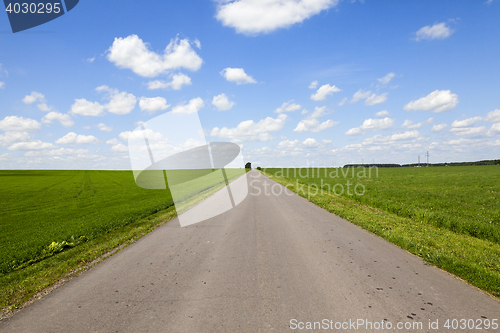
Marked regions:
[22,91,45,104]
[365,93,388,106]
[310,106,326,118]
[220,67,257,85]
[147,73,192,90]
[451,116,483,128]
[416,22,453,41]
[212,93,235,111]
[139,97,169,113]
[351,90,371,103]
[450,126,487,136]
[404,90,458,113]
[70,99,105,117]
[215,0,339,35]
[22,91,52,112]
[302,138,319,147]
[147,81,167,90]
[87,57,95,63]
[432,124,447,132]
[169,73,192,90]
[24,148,90,157]
[36,103,51,112]
[345,117,394,135]
[119,129,163,142]
[172,97,204,114]
[97,123,112,132]
[310,84,341,101]
[8,140,56,151]
[106,138,120,145]
[377,72,395,85]
[344,127,362,135]
[338,97,348,106]
[0,131,31,146]
[485,109,500,123]
[111,143,128,152]
[275,100,301,113]
[96,86,136,115]
[350,89,387,105]
[322,139,332,144]
[402,120,414,128]
[0,116,41,131]
[362,130,421,145]
[75,153,102,160]
[210,114,287,142]
[56,132,99,145]
[442,138,480,146]
[107,35,202,77]
[402,117,433,129]
[180,138,205,149]
[308,80,318,89]
[375,110,389,117]
[0,82,4,89]
[277,139,299,149]
[294,106,338,133]
[42,112,74,127]
[489,123,500,135]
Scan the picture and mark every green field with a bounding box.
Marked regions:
[262,165,500,297]
[265,166,500,244]
[1,166,499,310]
[0,169,246,276]
[0,170,174,274]
[0,168,247,311]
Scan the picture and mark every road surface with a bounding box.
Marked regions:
[1,171,499,332]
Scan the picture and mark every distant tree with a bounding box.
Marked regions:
[256,166,262,170]
[245,162,251,169]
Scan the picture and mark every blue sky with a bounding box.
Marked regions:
[0,0,499,169]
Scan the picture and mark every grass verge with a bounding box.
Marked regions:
[262,170,500,299]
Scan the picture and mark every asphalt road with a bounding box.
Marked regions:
[1,171,499,332]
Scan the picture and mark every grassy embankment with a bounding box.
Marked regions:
[0,169,246,314]
[261,166,500,298]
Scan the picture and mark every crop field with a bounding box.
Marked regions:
[264,165,500,245]
[0,170,174,274]
[262,165,500,296]
[0,169,245,275]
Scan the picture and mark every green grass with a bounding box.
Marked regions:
[0,168,247,314]
[261,166,500,298]
[0,169,247,274]
[267,166,500,244]
[0,170,175,274]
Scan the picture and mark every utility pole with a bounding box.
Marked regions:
[418,155,420,167]
[426,151,430,167]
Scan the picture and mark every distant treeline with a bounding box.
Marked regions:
[343,159,500,168]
